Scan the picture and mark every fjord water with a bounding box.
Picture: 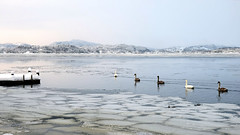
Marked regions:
[0,54,240,135]
[3,54,238,104]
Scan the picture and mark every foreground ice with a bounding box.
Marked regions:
[0,87,239,135]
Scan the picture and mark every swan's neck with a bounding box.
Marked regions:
[134,75,136,79]
[218,83,221,89]
[185,80,188,86]
[157,77,159,82]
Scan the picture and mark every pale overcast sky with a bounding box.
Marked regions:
[0,0,239,48]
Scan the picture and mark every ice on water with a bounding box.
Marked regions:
[0,87,239,135]
[1,55,240,135]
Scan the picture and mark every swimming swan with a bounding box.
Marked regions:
[217,81,228,92]
[185,80,194,89]
[114,70,118,78]
[157,76,165,84]
[134,74,140,82]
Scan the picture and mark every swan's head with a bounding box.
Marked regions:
[217,81,220,84]
[134,74,136,76]
[157,76,159,78]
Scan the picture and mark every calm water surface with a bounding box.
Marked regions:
[2,54,239,104]
[0,54,239,135]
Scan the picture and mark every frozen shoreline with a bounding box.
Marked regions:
[0,87,239,135]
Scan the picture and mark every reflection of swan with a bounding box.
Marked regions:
[134,81,137,87]
[217,81,228,92]
[114,70,118,78]
[185,80,194,89]
[157,76,164,84]
[185,88,194,96]
[134,74,140,82]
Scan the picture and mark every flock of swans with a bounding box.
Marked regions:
[114,71,228,93]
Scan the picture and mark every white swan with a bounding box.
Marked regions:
[28,67,32,73]
[185,80,194,89]
[11,71,14,75]
[114,70,118,77]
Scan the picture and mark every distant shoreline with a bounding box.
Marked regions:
[1,53,240,57]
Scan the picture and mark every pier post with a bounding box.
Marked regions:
[23,75,25,87]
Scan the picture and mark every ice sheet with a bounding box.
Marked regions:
[0,88,239,135]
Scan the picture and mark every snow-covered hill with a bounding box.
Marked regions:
[0,43,150,54]
[80,44,151,54]
[155,45,240,53]
[50,40,100,47]
[182,45,224,52]
[0,43,17,49]
[155,45,233,53]
[0,40,239,54]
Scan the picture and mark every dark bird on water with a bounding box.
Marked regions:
[134,74,140,82]
[217,81,228,92]
[157,76,165,84]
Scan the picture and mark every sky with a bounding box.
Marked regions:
[0,0,240,48]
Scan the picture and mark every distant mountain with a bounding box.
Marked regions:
[78,44,151,54]
[0,43,17,48]
[182,45,224,52]
[0,42,150,54]
[212,47,240,53]
[157,46,184,53]
[0,40,239,54]
[156,44,229,53]
[50,40,100,47]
